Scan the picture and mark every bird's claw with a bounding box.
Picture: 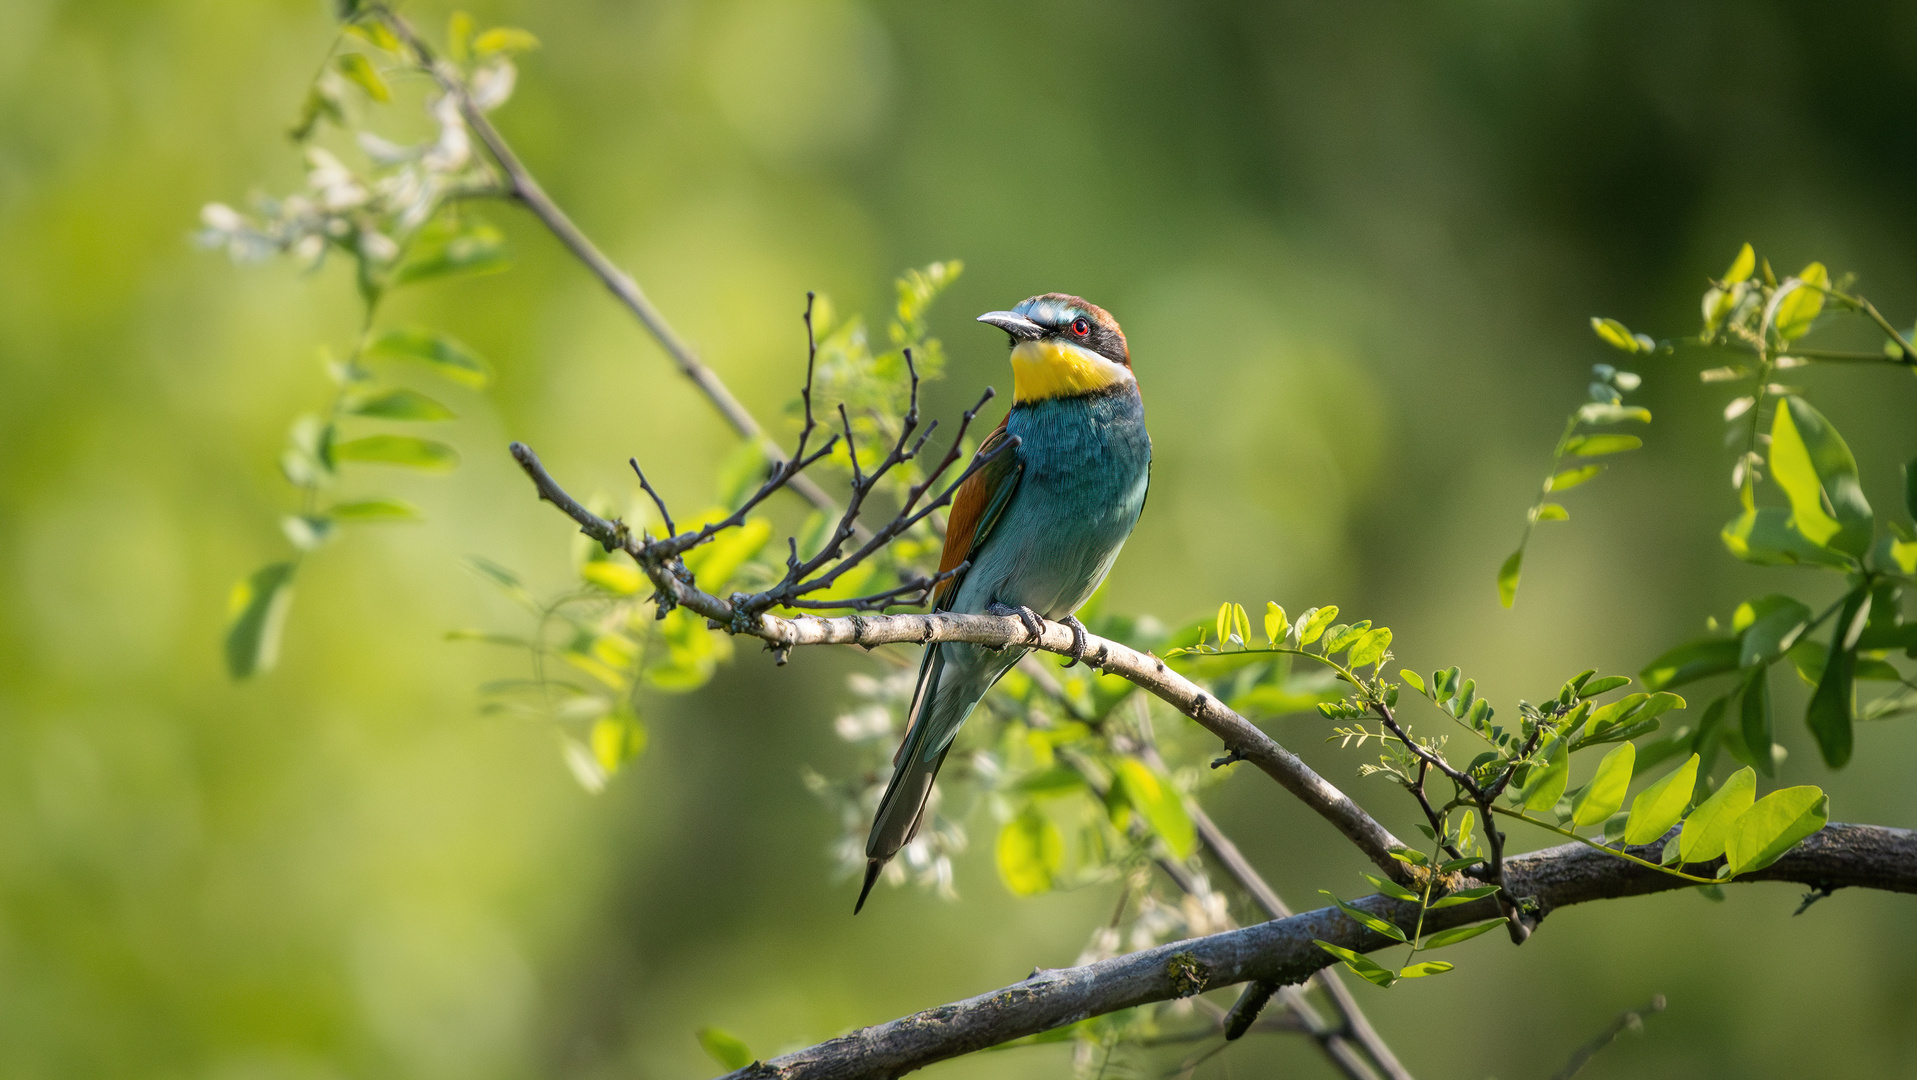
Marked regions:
[988,602,1047,643]
[1059,615,1089,668]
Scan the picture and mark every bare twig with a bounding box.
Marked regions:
[373,5,852,525]
[1551,995,1666,1080]
[714,824,1917,1080]
[509,440,1411,875]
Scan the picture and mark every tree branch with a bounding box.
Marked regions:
[714,823,1917,1080]
[373,5,850,525]
[508,440,1410,875]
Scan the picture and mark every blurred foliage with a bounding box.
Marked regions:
[3,2,1917,1079]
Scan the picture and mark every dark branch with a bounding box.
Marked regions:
[714,824,1917,1080]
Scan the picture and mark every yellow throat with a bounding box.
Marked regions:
[1010,339,1134,403]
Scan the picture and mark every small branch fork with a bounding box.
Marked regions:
[508,440,1410,875]
[713,824,1917,1080]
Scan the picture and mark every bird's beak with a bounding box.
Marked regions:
[976,310,1047,341]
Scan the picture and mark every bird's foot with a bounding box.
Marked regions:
[987,602,1047,643]
[1059,615,1089,668]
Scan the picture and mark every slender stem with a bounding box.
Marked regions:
[1489,806,1718,884]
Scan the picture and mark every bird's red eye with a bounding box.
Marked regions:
[1071,318,1091,337]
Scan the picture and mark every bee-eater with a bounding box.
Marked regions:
[857,293,1152,913]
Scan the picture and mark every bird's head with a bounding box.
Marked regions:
[976,293,1132,404]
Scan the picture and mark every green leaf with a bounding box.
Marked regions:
[1579,675,1631,699]
[1624,753,1699,845]
[1725,786,1828,876]
[1532,502,1570,522]
[1548,465,1604,492]
[335,53,391,101]
[1572,742,1636,828]
[1524,740,1570,812]
[1771,263,1829,340]
[1739,670,1774,776]
[1397,961,1455,979]
[591,713,647,775]
[392,218,512,286]
[696,1027,754,1071]
[1563,434,1643,457]
[1591,317,1642,352]
[1428,885,1501,910]
[1806,590,1866,768]
[225,562,297,679]
[1736,595,1813,667]
[1313,941,1397,988]
[280,514,334,552]
[682,518,773,594]
[1321,892,1408,943]
[342,388,456,420]
[1348,627,1393,669]
[1420,920,1504,949]
[1577,403,1653,425]
[1361,873,1421,903]
[996,809,1064,896]
[1115,758,1197,860]
[1298,606,1338,645]
[1325,620,1370,655]
[1640,638,1739,691]
[1264,602,1288,647]
[331,435,459,471]
[581,562,643,595]
[462,556,535,609]
[367,327,493,388]
[1720,505,1854,569]
[1678,766,1755,864]
[1770,396,1872,556]
[1216,601,1232,652]
[1497,549,1522,609]
[1723,243,1756,284]
[330,498,424,522]
[473,26,540,54]
[1400,669,1427,696]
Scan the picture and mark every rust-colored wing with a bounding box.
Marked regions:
[932,416,1022,609]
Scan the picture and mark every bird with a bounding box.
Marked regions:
[856,293,1152,913]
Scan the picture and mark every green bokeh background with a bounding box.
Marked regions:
[3,1,1916,1077]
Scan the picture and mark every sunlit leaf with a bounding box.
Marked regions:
[331,434,459,471]
[1420,920,1504,949]
[1524,740,1570,812]
[1320,892,1408,943]
[367,327,493,388]
[1532,502,1569,522]
[1397,961,1455,978]
[1724,786,1828,876]
[1348,627,1393,669]
[1679,766,1755,864]
[1591,317,1642,352]
[335,53,390,102]
[392,218,512,286]
[1428,885,1500,910]
[1298,605,1338,645]
[474,26,540,54]
[1736,595,1812,668]
[591,713,647,775]
[330,498,423,522]
[997,809,1064,896]
[581,561,644,594]
[1623,753,1699,845]
[1572,742,1635,828]
[697,1027,755,1071]
[1769,396,1873,557]
[1720,504,1853,569]
[1115,758,1197,860]
[1362,873,1421,903]
[1264,602,1288,647]
[1771,263,1828,340]
[1313,941,1397,987]
[1739,670,1773,776]
[1563,434,1642,457]
[342,388,456,420]
[1723,243,1756,284]
[225,562,296,679]
[1497,549,1522,609]
[1578,675,1630,699]
[280,514,334,551]
[1548,465,1604,492]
